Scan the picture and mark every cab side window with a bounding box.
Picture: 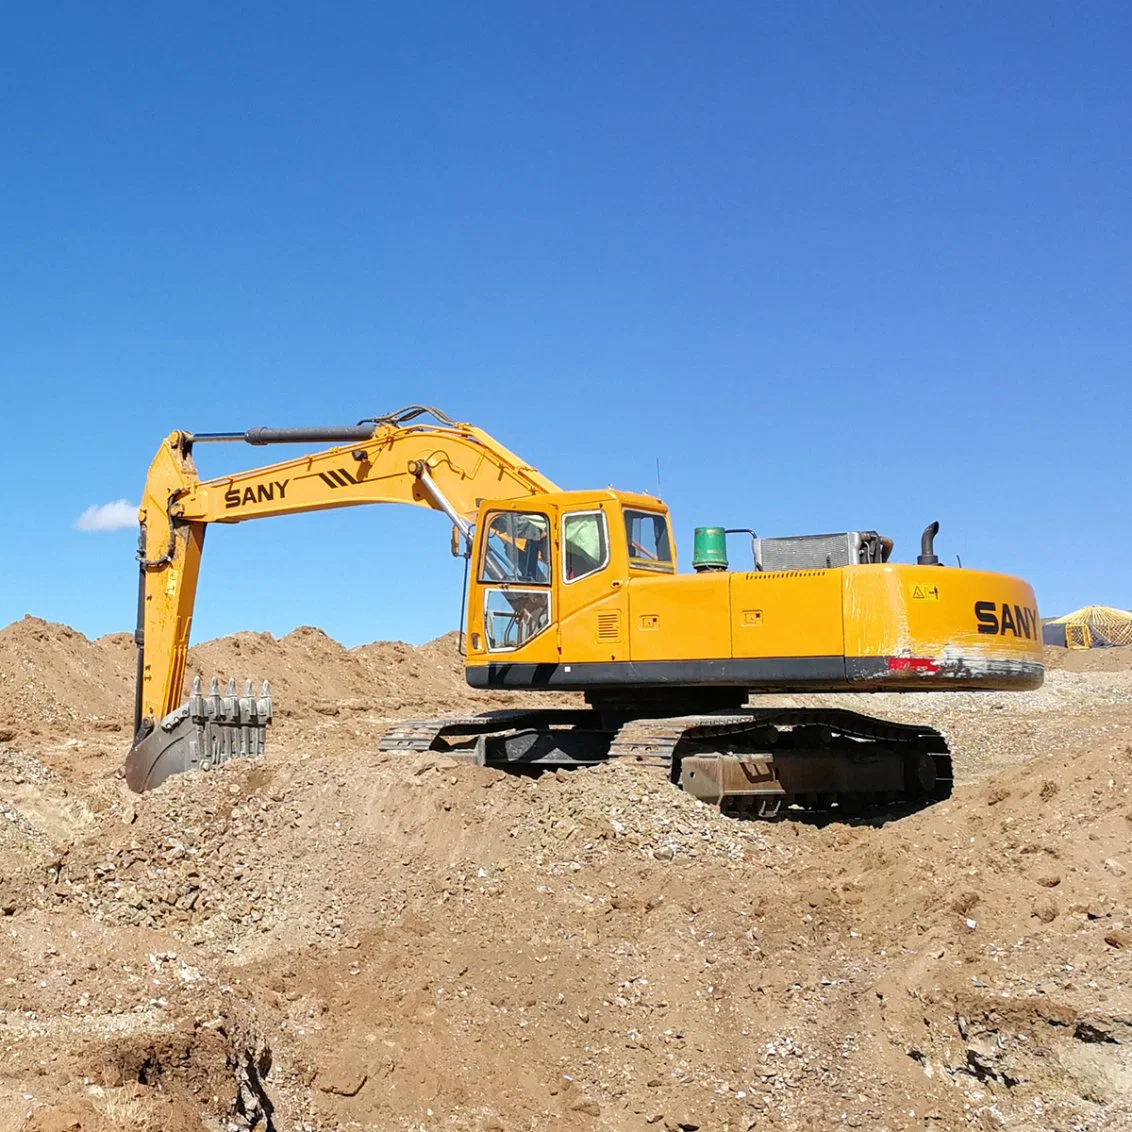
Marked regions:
[624,509,674,572]
[563,511,609,583]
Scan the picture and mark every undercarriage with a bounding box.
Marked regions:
[378,705,953,818]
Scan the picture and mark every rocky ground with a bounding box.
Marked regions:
[1,616,1130,1131]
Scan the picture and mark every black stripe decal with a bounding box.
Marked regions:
[464,656,1044,693]
[466,656,846,690]
[318,472,338,488]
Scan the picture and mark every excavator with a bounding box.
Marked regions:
[125,405,1043,816]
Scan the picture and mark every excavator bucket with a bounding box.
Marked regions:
[124,677,272,793]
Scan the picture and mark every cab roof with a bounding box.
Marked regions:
[482,488,669,513]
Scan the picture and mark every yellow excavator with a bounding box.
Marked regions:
[125,405,1043,815]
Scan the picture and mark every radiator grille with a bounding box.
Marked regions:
[754,532,869,571]
[597,611,622,641]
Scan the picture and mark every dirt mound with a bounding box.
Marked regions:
[0,617,529,749]
[187,626,492,719]
[3,617,1132,1129]
[2,727,1130,1129]
[0,617,134,730]
[1043,644,1132,673]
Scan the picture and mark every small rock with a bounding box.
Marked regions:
[1035,874,1061,888]
[1103,858,1127,877]
[571,1098,601,1116]
[1103,930,1132,950]
[952,891,979,915]
[1036,1000,1075,1027]
[317,1066,368,1097]
[1032,897,1058,924]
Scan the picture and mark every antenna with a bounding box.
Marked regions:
[655,457,662,498]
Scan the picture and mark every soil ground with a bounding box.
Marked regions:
[1,615,1131,1131]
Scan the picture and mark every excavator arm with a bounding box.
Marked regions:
[127,406,557,792]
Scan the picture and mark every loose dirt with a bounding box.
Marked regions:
[1,616,1131,1131]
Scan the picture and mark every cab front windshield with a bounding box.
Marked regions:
[624,509,674,572]
[480,511,551,584]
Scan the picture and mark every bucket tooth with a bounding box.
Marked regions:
[200,676,219,769]
[188,676,204,719]
[219,678,237,762]
[238,680,256,756]
[254,681,272,756]
[206,679,222,724]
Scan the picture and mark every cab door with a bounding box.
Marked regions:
[466,504,560,664]
[555,504,628,664]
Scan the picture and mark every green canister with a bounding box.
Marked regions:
[692,526,728,572]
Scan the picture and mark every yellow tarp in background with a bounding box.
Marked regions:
[1047,605,1132,649]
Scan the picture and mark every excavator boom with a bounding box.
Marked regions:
[127,406,557,791]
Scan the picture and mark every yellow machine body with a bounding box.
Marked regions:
[460,491,1042,694]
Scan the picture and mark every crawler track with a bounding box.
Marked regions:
[378,707,952,818]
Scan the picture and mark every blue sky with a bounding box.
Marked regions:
[1,2,1128,645]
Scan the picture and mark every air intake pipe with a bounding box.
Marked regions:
[917,521,940,566]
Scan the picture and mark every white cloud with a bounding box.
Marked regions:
[74,499,139,532]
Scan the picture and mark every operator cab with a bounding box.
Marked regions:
[469,490,673,654]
